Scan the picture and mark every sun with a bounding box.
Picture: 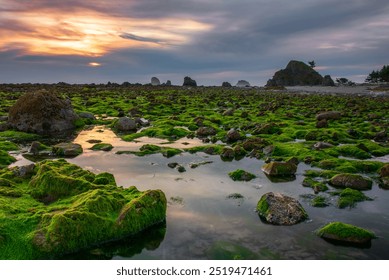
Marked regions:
[88,62,101,67]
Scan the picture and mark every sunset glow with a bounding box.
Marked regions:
[0,8,211,57]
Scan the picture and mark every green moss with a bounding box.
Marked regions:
[90,143,113,151]
[256,196,269,216]
[302,178,328,192]
[336,144,371,160]
[337,188,372,209]
[0,130,41,143]
[311,196,328,207]
[317,222,376,241]
[228,169,256,181]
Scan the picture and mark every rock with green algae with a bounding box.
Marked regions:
[90,143,113,151]
[256,192,308,225]
[317,222,375,245]
[261,161,297,177]
[1,159,166,258]
[337,188,372,209]
[228,169,256,181]
[52,143,83,157]
[379,164,389,189]
[329,173,372,190]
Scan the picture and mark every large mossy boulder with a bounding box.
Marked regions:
[266,60,325,86]
[26,160,166,256]
[256,192,308,225]
[262,161,297,177]
[329,173,372,190]
[317,222,375,246]
[7,90,78,136]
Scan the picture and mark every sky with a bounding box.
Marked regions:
[0,0,388,86]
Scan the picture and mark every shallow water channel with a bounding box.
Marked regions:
[16,126,389,259]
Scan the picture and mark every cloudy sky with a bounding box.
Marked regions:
[1,0,388,85]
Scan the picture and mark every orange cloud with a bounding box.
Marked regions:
[0,8,211,57]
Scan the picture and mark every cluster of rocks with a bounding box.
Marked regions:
[266,60,335,87]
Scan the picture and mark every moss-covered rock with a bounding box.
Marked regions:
[329,173,372,190]
[257,192,308,225]
[262,162,297,177]
[90,143,113,151]
[1,159,166,258]
[52,143,83,157]
[302,177,328,193]
[311,195,329,207]
[228,169,256,181]
[337,188,372,208]
[317,222,375,246]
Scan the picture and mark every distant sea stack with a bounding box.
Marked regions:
[266,60,334,87]
[236,80,250,87]
[183,76,197,87]
[151,77,161,86]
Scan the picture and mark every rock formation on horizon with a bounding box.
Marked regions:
[183,76,197,87]
[151,77,161,86]
[266,60,334,87]
[236,80,250,87]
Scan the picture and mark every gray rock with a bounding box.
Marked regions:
[257,192,308,225]
[14,163,35,178]
[313,142,334,150]
[196,126,217,137]
[236,80,250,87]
[116,117,137,132]
[29,141,43,155]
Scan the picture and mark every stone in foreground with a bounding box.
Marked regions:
[256,192,308,225]
[317,222,375,246]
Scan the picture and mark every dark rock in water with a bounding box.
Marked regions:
[266,60,324,86]
[257,192,308,225]
[322,75,335,86]
[116,117,137,132]
[228,169,256,181]
[262,162,297,176]
[220,147,235,161]
[226,128,241,142]
[151,77,161,86]
[316,111,341,121]
[167,162,179,168]
[90,143,113,151]
[177,165,186,173]
[222,82,232,87]
[7,90,78,136]
[317,222,375,246]
[329,173,372,190]
[52,143,83,157]
[183,76,197,87]
[236,80,250,87]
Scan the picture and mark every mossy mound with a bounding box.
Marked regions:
[311,195,329,207]
[302,177,328,193]
[52,143,83,157]
[0,159,166,258]
[337,188,372,209]
[90,143,113,151]
[118,144,182,158]
[317,222,376,246]
[228,169,256,181]
[329,173,372,190]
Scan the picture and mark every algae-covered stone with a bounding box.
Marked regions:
[317,222,375,245]
[329,173,372,190]
[228,169,256,181]
[90,143,113,151]
[28,160,167,256]
[257,192,308,225]
[52,143,83,157]
[379,164,389,177]
[337,188,372,209]
[262,162,297,177]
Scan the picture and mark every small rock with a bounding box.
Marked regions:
[316,119,328,128]
[316,111,341,121]
[262,162,297,176]
[313,142,334,150]
[78,112,95,120]
[226,128,241,142]
[168,162,179,168]
[329,173,372,190]
[116,117,137,132]
[196,127,217,137]
[52,143,83,157]
[257,192,308,225]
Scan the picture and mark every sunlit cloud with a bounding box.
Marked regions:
[0,6,212,57]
